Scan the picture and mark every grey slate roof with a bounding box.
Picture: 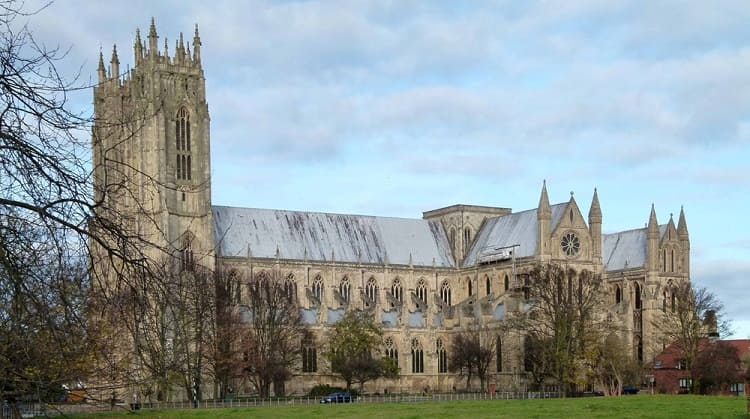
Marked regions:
[602,228,647,271]
[212,206,455,267]
[602,224,667,271]
[463,203,568,267]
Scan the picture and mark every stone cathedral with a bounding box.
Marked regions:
[93,21,691,397]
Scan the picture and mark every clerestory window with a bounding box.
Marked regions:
[416,278,427,304]
[440,281,452,307]
[365,277,378,307]
[339,277,351,304]
[391,278,402,307]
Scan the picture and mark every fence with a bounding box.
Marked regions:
[3,391,567,417]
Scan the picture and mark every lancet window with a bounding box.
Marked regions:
[175,107,192,181]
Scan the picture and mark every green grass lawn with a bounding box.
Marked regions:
[73,395,748,419]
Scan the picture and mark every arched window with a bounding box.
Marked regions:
[411,338,424,373]
[615,285,622,304]
[663,250,667,272]
[504,274,509,292]
[467,277,473,297]
[671,290,676,312]
[440,281,451,307]
[416,278,427,304]
[662,291,667,312]
[302,335,317,373]
[635,335,643,362]
[339,276,351,303]
[175,107,192,181]
[285,273,297,302]
[463,227,472,252]
[449,228,456,256]
[496,336,502,372]
[436,338,447,373]
[634,283,642,310]
[254,270,270,294]
[180,235,194,271]
[391,278,402,307]
[671,250,675,273]
[365,277,378,307]
[485,275,491,296]
[312,275,323,301]
[523,275,530,300]
[384,337,398,364]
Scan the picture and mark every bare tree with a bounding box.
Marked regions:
[591,333,641,396]
[235,271,306,398]
[0,1,129,408]
[0,0,175,406]
[448,326,496,391]
[515,263,605,395]
[209,267,243,400]
[654,280,731,394]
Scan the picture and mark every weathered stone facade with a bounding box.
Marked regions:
[93,21,691,397]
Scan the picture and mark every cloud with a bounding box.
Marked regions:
[16,2,749,324]
[693,259,750,338]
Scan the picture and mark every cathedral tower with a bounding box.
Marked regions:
[93,19,214,267]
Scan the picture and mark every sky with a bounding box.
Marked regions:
[22,1,750,337]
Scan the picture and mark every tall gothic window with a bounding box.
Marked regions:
[285,273,297,302]
[365,277,378,307]
[615,285,622,304]
[339,277,351,303]
[301,335,317,373]
[416,278,427,304]
[180,236,194,271]
[635,335,643,362]
[384,337,398,364]
[411,338,424,374]
[467,277,473,297]
[496,336,503,372]
[504,274,509,292]
[254,271,270,295]
[175,107,192,181]
[463,227,472,252]
[634,283,642,310]
[440,281,452,307]
[485,275,491,296]
[436,338,448,374]
[671,250,675,272]
[391,278,402,307]
[312,275,323,301]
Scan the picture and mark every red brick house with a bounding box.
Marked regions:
[652,339,749,395]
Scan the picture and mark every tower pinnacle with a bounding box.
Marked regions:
[110,44,120,81]
[97,50,106,83]
[677,206,688,238]
[538,180,551,216]
[134,28,143,63]
[588,188,602,221]
[192,24,202,65]
[647,204,658,237]
[148,17,158,57]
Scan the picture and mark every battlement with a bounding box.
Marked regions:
[97,18,202,90]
